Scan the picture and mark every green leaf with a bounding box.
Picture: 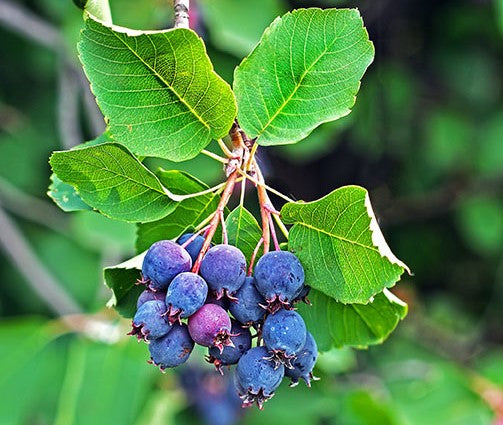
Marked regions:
[136,170,220,253]
[281,185,409,303]
[104,252,145,318]
[234,8,374,146]
[78,15,237,161]
[198,0,285,57]
[48,174,92,212]
[298,288,407,350]
[50,143,176,223]
[225,206,262,263]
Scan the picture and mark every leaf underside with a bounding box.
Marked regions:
[79,16,237,161]
[282,185,407,304]
[234,8,374,146]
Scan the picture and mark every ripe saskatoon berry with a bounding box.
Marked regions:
[188,303,233,352]
[129,300,171,341]
[285,332,318,387]
[262,309,307,368]
[136,289,166,309]
[235,346,285,409]
[141,240,192,291]
[200,245,246,300]
[292,284,311,305]
[176,233,206,263]
[148,322,194,370]
[165,272,208,324]
[254,251,305,312]
[207,320,252,374]
[228,277,266,326]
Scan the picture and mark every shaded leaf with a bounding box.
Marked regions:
[48,174,92,212]
[50,143,176,223]
[79,15,236,161]
[298,289,407,350]
[136,170,220,253]
[104,252,145,318]
[282,185,409,303]
[234,8,374,146]
[225,206,262,263]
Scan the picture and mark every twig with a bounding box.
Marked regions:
[269,214,280,251]
[173,0,190,29]
[248,238,264,276]
[220,211,228,244]
[235,168,295,203]
[217,138,233,158]
[163,180,227,202]
[201,149,228,164]
[0,206,81,316]
[273,213,289,239]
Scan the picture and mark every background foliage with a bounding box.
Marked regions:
[0,0,502,424]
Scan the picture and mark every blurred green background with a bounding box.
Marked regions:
[0,0,502,424]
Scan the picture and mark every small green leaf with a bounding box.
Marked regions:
[79,15,237,161]
[48,174,92,212]
[104,252,145,318]
[50,143,175,223]
[225,206,262,263]
[135,170,220,252]
[234,8,374,146]
[282,185,409,303]
[298,288,407,350]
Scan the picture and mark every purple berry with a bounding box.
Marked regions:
[254,251,304,312]
[141,240,192,291]
[128,300,171,341]
[177,233,206,263]
[137,289,166,309]
[262,309,307,368]
[165,272,208,324]
[188,303,233,351]
[148,322,194,370]
[235,346,285,409]
[285,332,318,387]
[207,320,252,373]
[229,276,266,326]
[200,245,246,300]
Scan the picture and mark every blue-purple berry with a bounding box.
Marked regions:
[129,300,171,341]
[165,272,208,324]
[188,303,233,351]
[254,251,304,312]
[141,240,192,291]
[177,233,206,263]
[208,320,252,373]
[285,332,318,387]
[200,245,247,299]
[229,277,266,326]
[263,309,307,368]
[148,322,194,370]
[136,289,166,309]
[235,346,285,409]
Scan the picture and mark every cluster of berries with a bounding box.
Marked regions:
[129,233,318,409]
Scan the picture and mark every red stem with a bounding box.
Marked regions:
[269,214,280,251]
[180,224,211,249]
[248,237,264,276]
[192,171,238,274]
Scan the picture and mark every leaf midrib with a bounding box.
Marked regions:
[257,15,343,137]
[107,27,211,131]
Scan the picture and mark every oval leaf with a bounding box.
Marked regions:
[298,288,407,350]
[50,143,175,223]
[234,8,374,146]
[281,185,410,303]
[79,15,237,161]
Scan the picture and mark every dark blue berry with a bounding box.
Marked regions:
[148,322,194,370]
[208,320,252,373]
[165,272,208,324]
[235,346,285,409]
[128,300,171,341]
[292,284,311,305]
[188,303,233,351]
[262,309,307,368]
[200,245,246,299]
[177,233,206,263]
[136,289,166,308]
[254,251,305,312]
[141,240,192,291]
[228,277,266,326]
[285,332,318,387]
